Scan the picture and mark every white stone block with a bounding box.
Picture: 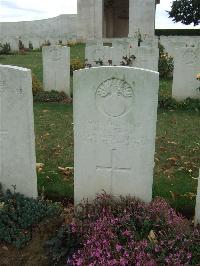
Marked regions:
[112,46,159,71]
[42,45,70,96]
[74,66,159,203]
[195,169,200,226]
[85,45,113,67]
[131,47,159,72]
[172,47,200,101]
[0,64,37,198]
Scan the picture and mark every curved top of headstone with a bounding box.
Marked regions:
[0,64,31,72]
[74,66,159,75]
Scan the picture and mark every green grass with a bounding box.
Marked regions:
[0,52,43,81]
[1,45,200,216]
[0,43,86,83]
[34,102,200,216]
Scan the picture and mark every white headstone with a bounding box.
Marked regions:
[0,64,37,198]
[112,46,159,71]
[131,47,159,72]
[195,169,200,226]
[42,45,70,96]
[172,47,200,101]
[74,66,159,203]
[85,45,113,67]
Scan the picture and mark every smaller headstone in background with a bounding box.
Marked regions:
[112,46,159,71]
[42,45,70,96]
[131,47,159,72]
[140,34,158,48]
[0,64,37,198]
[85,45,113,67]
[172,47,200,101]
[195,169,200,226]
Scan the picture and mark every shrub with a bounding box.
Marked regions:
[46,193,200,265]
[33,90,72,103]
[18,40,25,50]
[158,95,200,111]
[158,43,174,78]
[29,42,33,50]
[120,54,136,66]
[70,59,85,75]
[32,74,43,95]
[0,42,11,55]
[0,184,60,248]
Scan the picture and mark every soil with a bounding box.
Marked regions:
[0,216,63,266]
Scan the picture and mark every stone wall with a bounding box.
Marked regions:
[0,14,78,50]
[159,36,200,57]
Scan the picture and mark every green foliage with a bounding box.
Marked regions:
[0,185,60,248]
[158,95,200,111]
[168,0,200,26]
[33,90,72,103]
[156,29,200,36]
[32,74,43,95]
[40,40,51,48]
[0,43,11,55]
[159,43,174,78]
[18,40,25,50]
[120,54,136,66]
[94,58,104,66]
[29,42,33,50]
[70,58,85,75]
[45,225,80,265]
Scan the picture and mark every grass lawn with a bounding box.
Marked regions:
[0,45,199,217]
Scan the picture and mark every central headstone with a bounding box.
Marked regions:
[74,66,159,203]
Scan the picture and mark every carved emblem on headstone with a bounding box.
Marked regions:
[96,78,134,117]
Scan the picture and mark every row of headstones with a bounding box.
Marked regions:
[85,41,200,101]
[42,43,200,101]
[0,63,200,224]
[85,39,159,71]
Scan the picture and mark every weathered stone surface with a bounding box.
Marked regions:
[172,47,200,100]
[195,169,200,226]
[74,66,159,203]
[42,45,70,96]
[131,47,159,71]
[0,64,37,198]
[85,45,113,67]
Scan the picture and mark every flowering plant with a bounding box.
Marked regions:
[47,193,200,266]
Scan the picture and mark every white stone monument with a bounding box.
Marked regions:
[42,45,70,96]
[195,169,200,226]
[172,47,200,101]
[85,45,113,67]
[112,46,159,71]
[0,64,37,198]
[74,66,159,203]
[131,47,159,72]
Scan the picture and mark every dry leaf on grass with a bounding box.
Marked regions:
[36,163,44,173]
[58,167,74,181]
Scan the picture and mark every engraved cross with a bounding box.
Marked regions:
[96,149,131,191]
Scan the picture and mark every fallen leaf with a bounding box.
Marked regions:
[148,230,158,244]
[36,163,44,173]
